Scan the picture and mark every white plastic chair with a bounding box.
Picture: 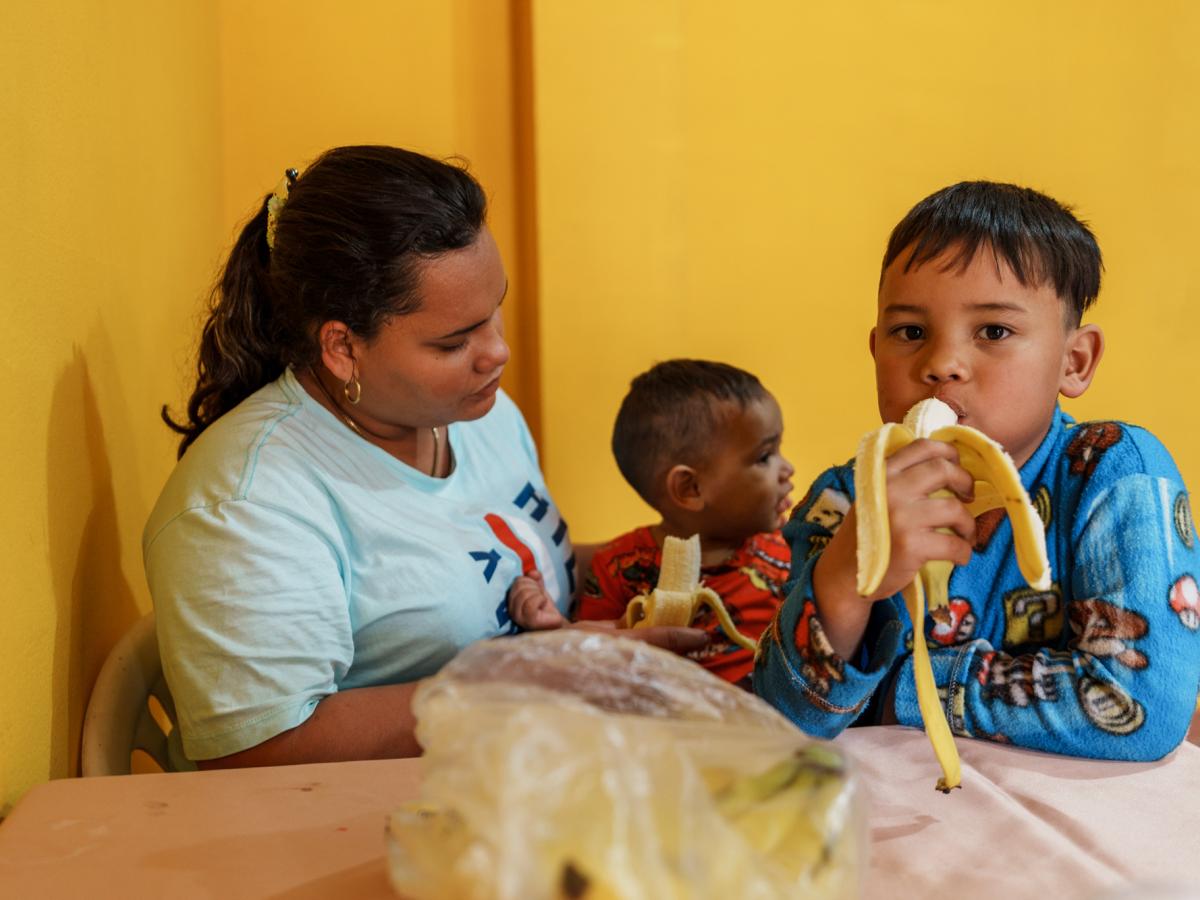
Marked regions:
[81,612,194,775]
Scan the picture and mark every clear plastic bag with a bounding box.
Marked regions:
[387,630,865,899]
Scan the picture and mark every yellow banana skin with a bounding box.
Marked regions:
[905,577,961,791]
[707,745,852,881]
[854,398,1051,792]
[622,534,759,653]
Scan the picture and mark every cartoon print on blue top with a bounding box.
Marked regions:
[979,650,1072,707]
[1069,598,1149,670]
[1032,485,1053,528]
[1066,422,1122,479]
[1175,493,1195,549]
[1003,584,1064,647]
[974,507,1006,551]
[929,598,976,645]
[792,600,845,697]
[939,680,968,734]
[1170,575,1199,630]
[806,488,850,531]
[803,488,849,559]
[1076,673,1145,735]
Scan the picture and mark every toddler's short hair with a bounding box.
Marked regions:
[612,359,768,506]
[882,181,1103,326]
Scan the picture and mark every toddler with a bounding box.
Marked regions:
[511,359,795,688]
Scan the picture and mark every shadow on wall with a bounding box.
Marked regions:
[47,346,142,778]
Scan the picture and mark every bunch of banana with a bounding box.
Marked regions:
[621,534,758,652]
[388,744,858,899]
[705,744,855,887]
[535,748,857,897]
[854,398,1051,792]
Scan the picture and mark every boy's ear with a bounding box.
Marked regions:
[868,327,877,360]
[317,320,357,382]
[1059,324,1105,399]
[664,464,705,513]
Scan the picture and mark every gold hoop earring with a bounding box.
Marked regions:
[344,365,362,405]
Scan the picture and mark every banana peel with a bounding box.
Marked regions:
[854,398,1051,792]
[621,533,759,653]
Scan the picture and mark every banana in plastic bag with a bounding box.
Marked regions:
[387,630,865,899]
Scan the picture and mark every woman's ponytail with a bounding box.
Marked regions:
[162,198,282,457]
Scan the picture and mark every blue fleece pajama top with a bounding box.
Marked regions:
[754,408,1200,761]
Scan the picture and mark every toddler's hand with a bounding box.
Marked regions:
[508,572,567,631]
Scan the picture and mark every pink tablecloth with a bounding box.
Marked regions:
[839,726,1200,899]
[1,726,1197,899]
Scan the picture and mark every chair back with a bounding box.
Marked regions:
[82,612,194,775]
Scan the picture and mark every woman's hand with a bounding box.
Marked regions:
[567,618,710,655]
[196,680,425,769]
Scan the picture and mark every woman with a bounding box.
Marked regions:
[145,146,705,768]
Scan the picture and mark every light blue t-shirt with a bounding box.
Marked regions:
[143,368,573,760]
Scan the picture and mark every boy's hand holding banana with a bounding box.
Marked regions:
[851,397,1051,792]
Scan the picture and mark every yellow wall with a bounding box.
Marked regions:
[5,0,1197,814]
[532,1,1200,541]
[0,3,222,811]
[0,1,527,812]
[215,0,539,434]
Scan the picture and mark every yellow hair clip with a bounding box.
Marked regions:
[265,167,300,250]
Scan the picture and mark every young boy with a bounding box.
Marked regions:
[754,181,1200,760]
[509,359,795,687]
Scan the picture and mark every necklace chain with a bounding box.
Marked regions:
[307,366,441,476]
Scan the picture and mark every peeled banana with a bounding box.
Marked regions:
[622,534,758,652]
[854,398,1051,792]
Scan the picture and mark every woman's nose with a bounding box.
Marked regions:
[476,322,510,372]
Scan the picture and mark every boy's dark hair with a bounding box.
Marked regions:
[612,359,768,506]
[881,181,1102,326]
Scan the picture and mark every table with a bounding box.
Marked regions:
[2,727,1198,899]
[851,727,1200,899]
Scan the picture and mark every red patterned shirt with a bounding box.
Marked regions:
[576,527,791,686]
